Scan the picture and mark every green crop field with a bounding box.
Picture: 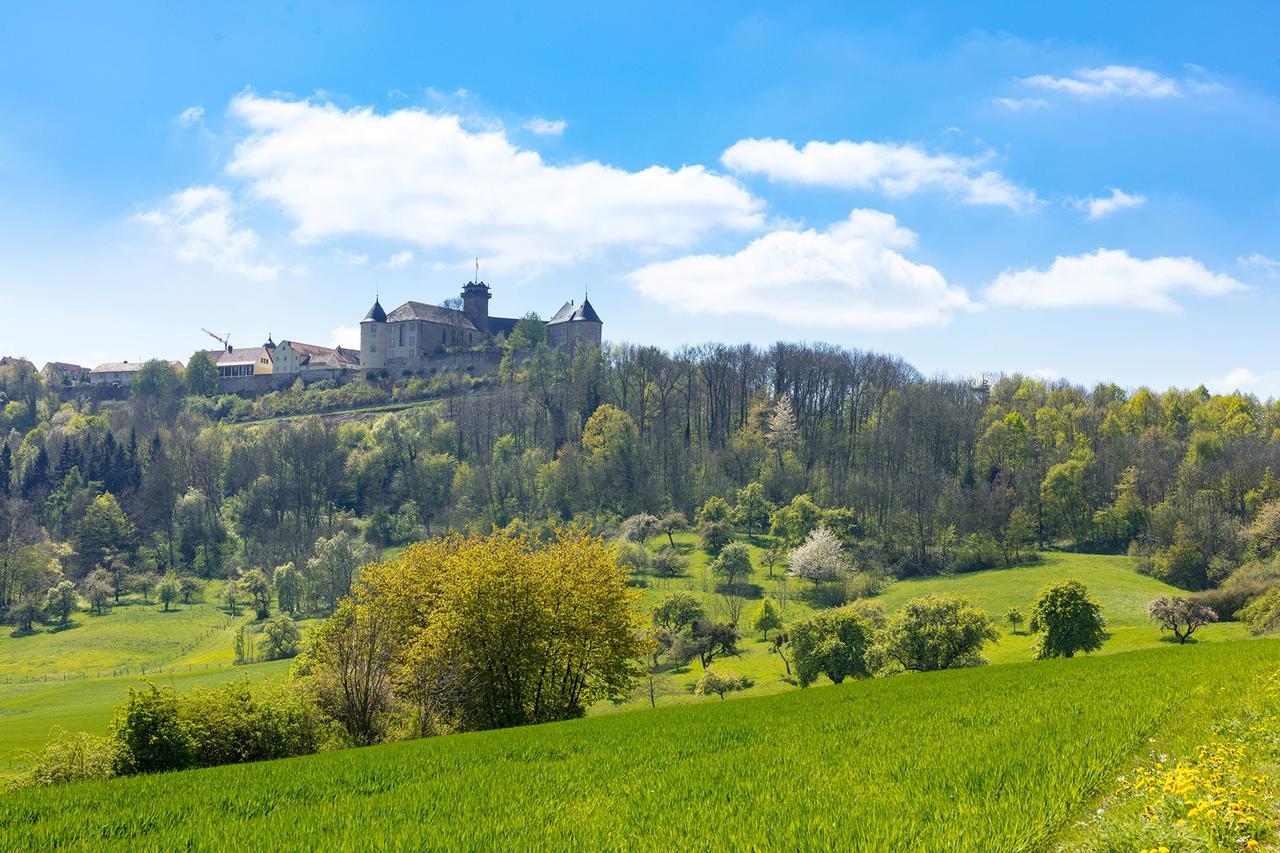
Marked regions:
[4,639,1277,850]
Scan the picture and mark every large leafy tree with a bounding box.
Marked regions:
[184,351,220,397]
[1029,580,1106,659]
[787,605,875,687]
[73,493,135,577]
[870,595,998,672]
[313,529,645,734]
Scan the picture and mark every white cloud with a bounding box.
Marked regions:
[223,94,764,268]
[985,249,1243,311]
[1030,368,1062,382]
[524,117,566,136]
[1239,253,1280,277]
[330,326,360,349]
[178,105,205,126]
[380,250,415,269]
[134,185,279,280]
[1021,65,1182,99]
[721,137,1037,211]
[332,248,368,266]
[626,209,974,329]
[993,97,1048,112]
[1075,188,1146,220]
[1204,367,1280,399]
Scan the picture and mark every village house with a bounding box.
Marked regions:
[42,362,90,385]
[89,360,184,387]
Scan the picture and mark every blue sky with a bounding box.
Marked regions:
[2,2,1278,394]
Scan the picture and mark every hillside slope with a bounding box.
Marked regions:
[4,640,1277,850]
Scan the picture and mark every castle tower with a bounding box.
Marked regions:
[461,280,491,335]
[359,297,387,371]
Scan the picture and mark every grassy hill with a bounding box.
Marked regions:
[0,586,314,779]
[4,639,1277,849]
[0,541,1252,782]
[623,539,1250,706]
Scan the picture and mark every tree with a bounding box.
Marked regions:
[262,613,302,659]
[312,529,646,735]
[695,667,745,700]
[700,521,733,556]
[184,351,220,397]
[156,574,179,612]
[870,595,998,673]
[306,532,375,612]
[652,592,705,631]
[752,597,782,639]
[43,580,80,627]
[274,562,302,613]
[687,620,739,668]
[8,599,41,632]
[650,546,687,578]
[1041,459,1090,544]
[1147,596,1218,644]
[73,493,135,577]
[761,540,785,578]
[697,496,732,526]
[769,494,823,546]
[787,606,875,687]
[178,575,200,605]
[620,513,658,543]
[81,569,114,614]
[1029,580,1106,659]
[733,482,773,532]
[240,568,272,620]
[711,542,752,589]
[223,578,243,616]
[654,512,688,549]
[1005,608,1025,634]
[786,527,850,583]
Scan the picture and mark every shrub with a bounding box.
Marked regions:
[700,521,733,556]
[1238,587,1280,635]
[110,684,193,774]
[695,667,746,700]
[11,729,119,789]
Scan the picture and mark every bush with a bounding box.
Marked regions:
[952,532,1002,572]
[1238,587,1280,635]
[695,667,746,700]
[11,729,119,789]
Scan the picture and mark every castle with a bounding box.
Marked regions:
[360,280,602,373]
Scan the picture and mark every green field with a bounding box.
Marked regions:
[0,543,1252,783]
[0,587,313,779]
[4,639,1277,849]
[622,539,1250,707]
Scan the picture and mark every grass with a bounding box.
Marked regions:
[0,586,320,781]
[0,589,246,681]
[616,538,1250,711]
[4,639,1277,849]
[0,659,294,778]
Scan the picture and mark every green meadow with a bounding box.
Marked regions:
[0,540,1251,782]
[4,639,1277,850]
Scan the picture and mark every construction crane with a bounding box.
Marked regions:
[202,328,232,352]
